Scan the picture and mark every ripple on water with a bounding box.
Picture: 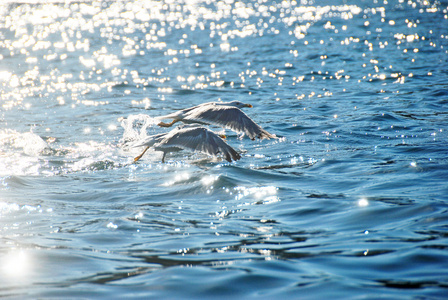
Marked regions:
[0,0,448,298]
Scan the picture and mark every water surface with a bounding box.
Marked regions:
[1,0,448,298]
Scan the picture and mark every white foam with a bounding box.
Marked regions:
[119,114,158,146]
[0,129,50,156]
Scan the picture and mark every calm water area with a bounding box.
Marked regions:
[1,0,448,298]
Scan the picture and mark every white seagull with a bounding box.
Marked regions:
[156,101,276,140]
[133,125,241,163]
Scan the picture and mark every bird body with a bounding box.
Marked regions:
[156,101,276,140]
[133,125,241,163]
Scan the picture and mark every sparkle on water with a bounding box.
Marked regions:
[1,0,448,298]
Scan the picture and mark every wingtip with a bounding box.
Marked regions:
[232,149,241,161]
[258,131,277,140]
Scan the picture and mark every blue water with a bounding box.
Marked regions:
[1,0,448,298]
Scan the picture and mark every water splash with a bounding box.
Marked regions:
[0,129,129,176]
[0,129,51,156]
[0,129,52,176]
[119,114,158,147]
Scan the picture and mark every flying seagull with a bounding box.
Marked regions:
[155,101,276,140]
[133,125,241,163]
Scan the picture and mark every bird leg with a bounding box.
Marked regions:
[161,152,167,163]
[158,119,178,127]
[134,146,150,162]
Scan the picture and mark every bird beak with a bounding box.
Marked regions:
[244,104,253,108]
[218,134,226,139]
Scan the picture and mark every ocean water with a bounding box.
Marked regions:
[1,0,448,298]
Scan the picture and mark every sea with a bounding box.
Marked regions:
[1,0,447,298]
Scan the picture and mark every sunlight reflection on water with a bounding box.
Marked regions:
[0,0,447,298]
[358,198,369,207]
[1,250,31,278]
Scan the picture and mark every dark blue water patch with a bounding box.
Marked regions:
[392,142,447,155]
[300,250,448,298]
[275,123,312,136]
[393,110,433,121]
[130,184,209,202]
[110,264,303,298]
[276,198,348,224]
[376,278,446,290]
[370,112,404,123]
[225,165,302,187]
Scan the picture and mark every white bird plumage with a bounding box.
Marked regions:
[156,101,276,140]
[133,125,241,163]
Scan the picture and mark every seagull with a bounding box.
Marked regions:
[133,125,241,163]
[156,101,276,140]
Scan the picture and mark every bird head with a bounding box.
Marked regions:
[226,100,253,109]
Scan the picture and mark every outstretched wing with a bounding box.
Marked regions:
[132,133,166,148]
[155,102,215,122]
[156,126,241,162]
[184,106,276,140]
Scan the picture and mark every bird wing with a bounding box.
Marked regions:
[183,106,276,140]
[155,102,215,121]
[132,133,166,148]
[156,127,240,162]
